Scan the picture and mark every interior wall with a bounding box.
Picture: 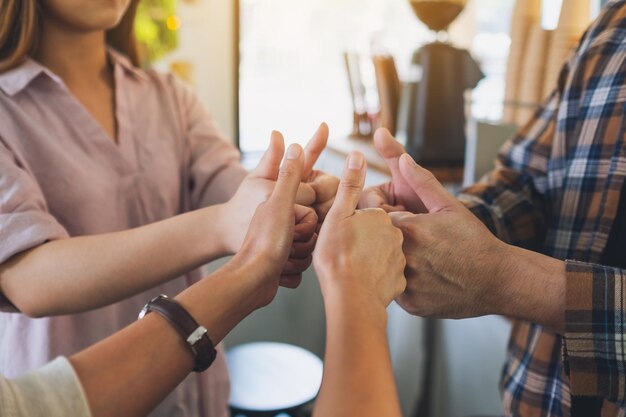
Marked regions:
[162,0,238,142]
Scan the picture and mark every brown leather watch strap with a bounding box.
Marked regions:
[138,294,217,372]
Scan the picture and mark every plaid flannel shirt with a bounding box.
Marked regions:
[458,2,626,416]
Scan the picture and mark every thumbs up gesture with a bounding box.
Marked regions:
[313,152,406,309]
[235,142,319,308]
[389,153,508,319]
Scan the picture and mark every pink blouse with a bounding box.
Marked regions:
[0,49,247,417]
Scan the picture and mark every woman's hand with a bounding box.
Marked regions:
[314,151,406,309]
[217,124,337,278]
[300,123,340,226]
[217,131,313,253]
[230,143,318,308]
[312,151,405,417]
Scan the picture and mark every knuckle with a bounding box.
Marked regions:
[278,166,296,179]
[340,177,362,193]
[372,207,388,217]
[397,278,407,294]
[421,171,439,188]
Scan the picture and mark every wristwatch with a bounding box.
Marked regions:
[138,294,217,372]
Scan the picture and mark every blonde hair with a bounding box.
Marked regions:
[0,0,140,73]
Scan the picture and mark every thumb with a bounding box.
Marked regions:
[398,153,458,213]
[268,144,304,210]
[374,128,406,181]
[326,152,366,220]
[251,131,285,179]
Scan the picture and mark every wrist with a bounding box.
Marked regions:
[174,259,263,345]
[490,243,566,331]
[210,204,235,256]
[229,248,280,309]
[320,273,388,323]
[481,241,517,315]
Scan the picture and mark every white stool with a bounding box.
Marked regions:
[226,342,324,417]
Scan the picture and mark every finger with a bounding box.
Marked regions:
[373,128,406,181]
[326,152,366,220]
[293,205,318,241]
[290,234,318,259]
[381,204,406,212]
[388,211,414,228]
[398,153,458,213]
[279,274,304,289]
[295,183,316,207]
[269,144,304,210]
[313,198,334,222]
[282,257,313,275]
[251,131,285,179]
[308,171,340,204]
[293,219,317,242]
[303,122,329,179]
[358,186,387,209]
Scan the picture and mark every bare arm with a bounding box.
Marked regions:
[315,291,402,417]
[0,133,320,318]
[69,143,313,417]
[69,258,262,417]
[0,205,228,317]
[313,153,405,417]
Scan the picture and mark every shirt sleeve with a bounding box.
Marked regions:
[457,12,588,250]
[169,75,247,209]
[564,261,626,404]
[457,92,556,250]
[0,141,69,311]
[0,357,91,417]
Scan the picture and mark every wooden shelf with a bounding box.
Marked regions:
[327,135,464,184]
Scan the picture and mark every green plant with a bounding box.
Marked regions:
[135,0,179,65]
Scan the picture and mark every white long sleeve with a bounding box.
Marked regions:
[0,357,91,417]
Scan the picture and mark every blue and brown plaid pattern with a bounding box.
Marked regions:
[458,1,626,415]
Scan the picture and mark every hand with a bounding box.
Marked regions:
[359,128,427,213]
[232,144,318,308]
[314,152,406,309]
[218,130,319,264]
[301,122,340,225]
[388,153,508,318]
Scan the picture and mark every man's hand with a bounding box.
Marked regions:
[388,153,509,319]
[314,152,406,309]
[359,128,427,213]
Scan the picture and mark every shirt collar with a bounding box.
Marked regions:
[107,48,149,82]
[0,48,146,97]
[0,58,60,96]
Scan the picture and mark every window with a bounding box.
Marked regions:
[238,0,601,153]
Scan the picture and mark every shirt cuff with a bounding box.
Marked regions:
[564,260,626,402]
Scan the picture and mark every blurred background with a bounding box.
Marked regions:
[134,1,607,416]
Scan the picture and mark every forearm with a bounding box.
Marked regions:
[69,260,260,417]
[0,205,229,317]
[490,243,566,333]
[314,290,402,417]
